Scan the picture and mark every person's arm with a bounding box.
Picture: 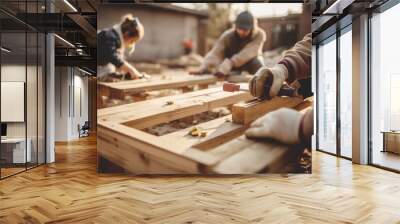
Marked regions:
[278,33,312,83]
[249,33,312,98]
[200,30,229,71]
[230,29,266,68]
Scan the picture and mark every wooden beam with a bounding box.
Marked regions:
[294,96,313,112]
[159,115,246,151]
[117,88,253,129]
[98,74,217,99]
[231,96,304,125]
[97,88,313,174]
[98,123,218,174]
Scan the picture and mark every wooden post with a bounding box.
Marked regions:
[232,97,303,125]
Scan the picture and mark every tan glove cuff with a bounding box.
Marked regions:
[268,64,289,98]
[270,63,289,80]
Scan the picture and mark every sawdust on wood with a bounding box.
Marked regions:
[144,107,231,136]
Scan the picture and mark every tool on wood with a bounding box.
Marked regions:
[189,127,207,137]
[223,80,299,99]
[165,101,174,106]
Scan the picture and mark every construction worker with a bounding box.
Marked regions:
[97,14,149,82]
[245,33,313,146]
[191,11,266,76]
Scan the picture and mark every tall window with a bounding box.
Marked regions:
[0,1,47,179]
[339,27,352,158]
[317,35,337,154]
[370,2,400,171]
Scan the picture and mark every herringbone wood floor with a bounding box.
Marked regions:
[0,135,399,224]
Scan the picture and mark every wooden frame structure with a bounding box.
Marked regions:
[98,74,217,101]
[97,88,311,174]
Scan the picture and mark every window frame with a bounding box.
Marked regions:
[315,21,353,160]
[367,0,400,173]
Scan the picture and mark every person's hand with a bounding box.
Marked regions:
[118,63,134,75]
[249,64,288,99]
[245,108,303,145]
[120,62,143,79]
[217,58,233,75]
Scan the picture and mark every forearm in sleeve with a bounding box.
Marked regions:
[202,33,226,69]
[110,48,124,68]
[278,33,312,83]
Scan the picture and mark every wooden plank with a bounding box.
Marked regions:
[98,75,217,99]
[210,136,304,174]
[159,115,246,151]
[114,88,253,129]
[98,123,219,174]
[294,96,313,112]
[232,96,304,125]
[98,137,185,174]
[98,88,227,119]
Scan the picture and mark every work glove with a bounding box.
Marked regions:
[245,108,303,145]
[216,58,233,76]
[249,64,288,99]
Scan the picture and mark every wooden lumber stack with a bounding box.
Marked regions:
[97,87,312,174]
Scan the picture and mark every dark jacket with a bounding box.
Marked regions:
[97,28,124,68]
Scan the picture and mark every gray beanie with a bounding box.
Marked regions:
[235,11,254,30]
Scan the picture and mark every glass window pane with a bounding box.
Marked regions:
[1,31,28,177]
[318,36,337,154]
[371,3,400,171]
[38,33,45,165]
[340,28,352,158]
[27,31,38,169]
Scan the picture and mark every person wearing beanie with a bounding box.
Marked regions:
[97,14,149,82]
[191,11,266,76]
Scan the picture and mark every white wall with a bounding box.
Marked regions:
[55,66,70,141]
[54,67,89,141]
[1,65,38,137]
[1,64,46,164]
[98,5,200,61]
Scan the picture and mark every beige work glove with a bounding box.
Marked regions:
[245,108,303,145]
[217,58,233,75]
[249,64,288,99]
